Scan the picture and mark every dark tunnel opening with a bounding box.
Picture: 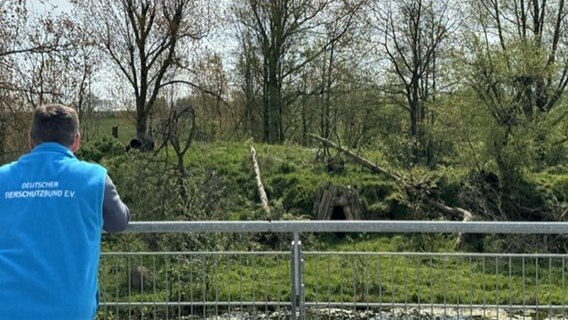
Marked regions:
[330,206,346,220]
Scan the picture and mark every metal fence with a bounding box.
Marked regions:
[98,221,568,320]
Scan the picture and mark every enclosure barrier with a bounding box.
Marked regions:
[99,221,568,320]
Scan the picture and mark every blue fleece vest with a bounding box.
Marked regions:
[0,143,106,320]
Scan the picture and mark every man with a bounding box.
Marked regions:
[0,104,130,319]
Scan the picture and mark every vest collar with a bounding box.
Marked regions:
[31,142,76,159]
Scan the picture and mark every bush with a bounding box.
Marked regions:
[77,136,125,162]
[267,172,320,214]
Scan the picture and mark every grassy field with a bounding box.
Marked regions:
[82,112,136,145]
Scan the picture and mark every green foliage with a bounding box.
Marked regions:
[535,171,568,202]
[431,167,465,206]
[432,81,568,220]
[267,172,320,214]
[88,136,568,314]
[76,136,125,163]
[104,151,227,222]
[447,35,568,186]
[528,170,568,221]
[77,119,566,234]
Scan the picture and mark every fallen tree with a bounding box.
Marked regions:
[250,146,271,219]
[309,134,477,245]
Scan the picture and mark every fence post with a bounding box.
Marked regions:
[111,126,119,139]
[290,232,305,320]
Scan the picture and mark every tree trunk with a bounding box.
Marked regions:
[136,110,148,140]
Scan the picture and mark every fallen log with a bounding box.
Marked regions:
[250,146,271,218]
[309,134,477,233]
[309,134,404,184]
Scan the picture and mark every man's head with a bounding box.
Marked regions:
[30,104,81,151]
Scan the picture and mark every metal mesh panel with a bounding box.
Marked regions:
[97,222,568,319]
[303,252,567,319]
[98,252,290,320]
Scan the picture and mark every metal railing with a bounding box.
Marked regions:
[98,221,568,320]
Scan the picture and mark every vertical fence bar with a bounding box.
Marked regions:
[201,256,206,319]
[300,237,305,319]
[522,256,526,319]
[495,256,499,320]
[115,256,120,318]
[548,257,552,319]
[291,234,297,320]
[153,255,157,320]
[164,256,169,320]
[101,256,107,320]
[177,256,181,319]
[482,257,486,319]
[227,255,231,316]
[536,257,540,317]
[327,252,332,316]
[562,257,568,318]
[290,232,304,320]
[128,256,132,319]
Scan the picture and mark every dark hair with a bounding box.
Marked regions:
[30,104,79,147]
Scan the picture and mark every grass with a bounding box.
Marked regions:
[171,140,404,220]
[82,112,136,145]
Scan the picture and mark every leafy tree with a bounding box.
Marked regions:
[461,0,568,182]
[291,38,380,150]
[312,2,368,152]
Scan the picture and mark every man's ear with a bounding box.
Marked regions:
[70,132,81,153]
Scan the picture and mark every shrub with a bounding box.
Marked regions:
[77,136,125,163]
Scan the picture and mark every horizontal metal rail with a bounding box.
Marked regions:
[100,301,568,310]
[124,220,568,234]
[102,250,568,258]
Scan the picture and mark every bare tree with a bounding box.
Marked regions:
[369,0,456,166]
[73,0,211,141]
[0,2,67,60]
[233,27,263,141]
[192,52,231,140]
[233,0,365,144]
[14,14,98,109]
[315,1,367,150]
[1,2,78,104]
[0,3,93,162]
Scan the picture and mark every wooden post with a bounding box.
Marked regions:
[112,126,119,139]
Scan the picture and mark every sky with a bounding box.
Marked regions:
[29,0,72,15]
